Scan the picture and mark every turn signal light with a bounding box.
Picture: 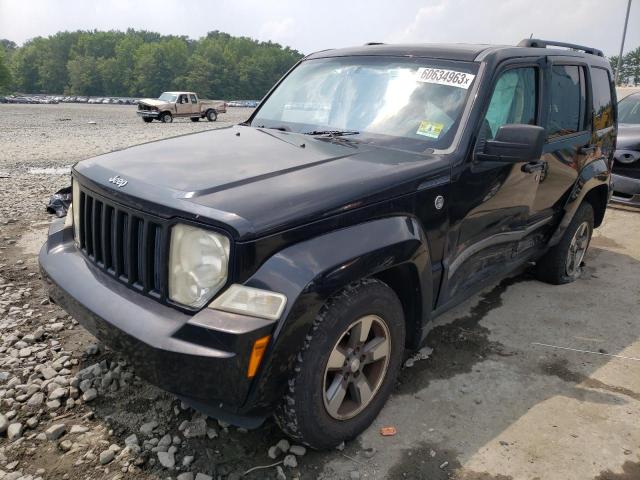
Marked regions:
[247,335,270,378]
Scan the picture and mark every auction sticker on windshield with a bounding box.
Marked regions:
[416,67,475,89]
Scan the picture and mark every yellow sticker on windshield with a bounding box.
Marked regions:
[416,121,444,139]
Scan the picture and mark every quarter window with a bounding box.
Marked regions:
[591,68,614,130]
[547,65,586,139]
[482,67,537,140]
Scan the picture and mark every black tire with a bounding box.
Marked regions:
[190,117,200,122]
[206,109,217,122]
[142,117,153,123]
[160,112,173,123]
[274,278,405,449]
[535,202,594,285]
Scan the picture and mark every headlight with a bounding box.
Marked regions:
[72,179,80,242]
[209,284,287,320]
[169,224,230,308]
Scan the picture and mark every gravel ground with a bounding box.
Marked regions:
[0,103,251,170]
[1,104,639,480]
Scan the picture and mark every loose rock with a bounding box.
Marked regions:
[7,423,23,440]
[289,445,306,456]
[99,449,115,465]
[82,388,97,402]
[45,423,66,440]
[283,454,297,468]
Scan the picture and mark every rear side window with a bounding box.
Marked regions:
[483,67,537,139]
[547,65,586,139]
[591,68,614,130]
[190,94,197,104]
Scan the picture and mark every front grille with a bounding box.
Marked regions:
[77,186,167,299]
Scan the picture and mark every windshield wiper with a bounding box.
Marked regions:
[303,129,360,136]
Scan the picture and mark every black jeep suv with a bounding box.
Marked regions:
[40,39,616,449]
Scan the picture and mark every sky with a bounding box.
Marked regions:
[0,0,638,57]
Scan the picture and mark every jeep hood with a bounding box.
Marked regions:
[74,126,449,239]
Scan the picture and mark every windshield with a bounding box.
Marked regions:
[159,92,178,102]
[618,94,640,124]
[251,56,478,151]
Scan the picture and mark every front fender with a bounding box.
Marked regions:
[548,157,610,246]
[241,216,431,412]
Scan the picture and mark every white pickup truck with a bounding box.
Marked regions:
[136,91,227,123]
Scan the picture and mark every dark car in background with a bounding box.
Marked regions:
[612,92,640,207]
[40,39,616,449]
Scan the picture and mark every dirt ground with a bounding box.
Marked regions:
[0,103,639,480]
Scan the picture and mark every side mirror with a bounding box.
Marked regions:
[477,124,545,163]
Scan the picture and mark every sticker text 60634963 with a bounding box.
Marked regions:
[416,67,475,89]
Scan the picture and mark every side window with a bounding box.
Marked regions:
[591,68,614,130]
[547,65,586,139]
[190,94,197,104]
[482,67,537,140]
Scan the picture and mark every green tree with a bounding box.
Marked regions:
[0,49,11,93]
[610,46,640,86]
[67,55,101,95]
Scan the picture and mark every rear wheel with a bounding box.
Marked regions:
[160,112,173,123]
[190,117,200,122]
[274,279,405,449]
[206,109,217,122]
[142,117,153,123]
[535,202,594,284]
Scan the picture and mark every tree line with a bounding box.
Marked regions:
[0,30,303,98]
[610,46,640,86]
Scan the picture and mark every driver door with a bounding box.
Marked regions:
[441,62,544,304]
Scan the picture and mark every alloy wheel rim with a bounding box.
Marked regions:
[322,314,391,420]
[566,221,590,277]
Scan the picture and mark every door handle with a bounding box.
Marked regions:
[578,144,597,155]
[522,161,545,173]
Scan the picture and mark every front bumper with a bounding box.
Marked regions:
[39,218,275,426]
[136,110,160,118]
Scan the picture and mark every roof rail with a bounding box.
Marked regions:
[517,38,604,57]
[364,42,385,46]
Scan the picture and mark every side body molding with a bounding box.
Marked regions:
[241,216,432,411]
[548,157,610,246]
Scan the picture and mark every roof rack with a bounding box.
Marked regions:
[517,38,604,57]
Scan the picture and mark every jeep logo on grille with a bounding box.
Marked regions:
[108,175,128,188]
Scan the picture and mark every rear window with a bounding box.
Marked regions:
[547,65,586,139]
[591,68,614,130]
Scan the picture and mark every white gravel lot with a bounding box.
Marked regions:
[0,103,251,170]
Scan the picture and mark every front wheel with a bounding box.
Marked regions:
[190,117,200,122]
[535,202,594,284]
[206,109,217,122]
[160,112,173,123]
[274,279,405,449]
